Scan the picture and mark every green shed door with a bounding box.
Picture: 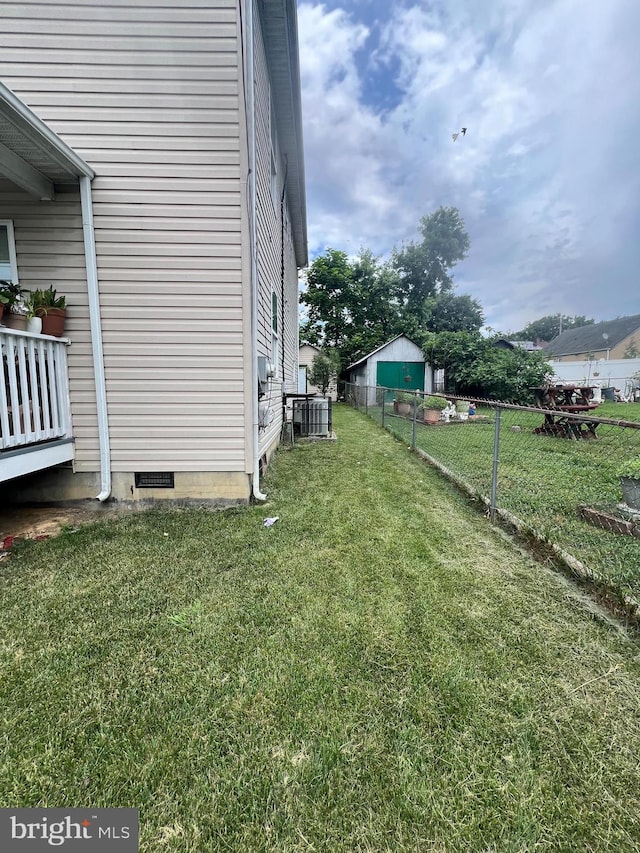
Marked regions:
[376,361,425,400]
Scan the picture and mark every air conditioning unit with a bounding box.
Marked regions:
[292,398,331,437]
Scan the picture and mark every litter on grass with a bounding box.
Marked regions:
[264,517,279,527]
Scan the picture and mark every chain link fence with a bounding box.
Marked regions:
[345,382,640,609]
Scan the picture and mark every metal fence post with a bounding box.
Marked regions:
[490,405,501,522]
[411,393,417,449]
[365,385,368,416]
[381,387,385,429]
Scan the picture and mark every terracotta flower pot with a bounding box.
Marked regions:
[4,312,29,332]
[37,307,66,337]
[422,408,441,424]
[394,401,412,417]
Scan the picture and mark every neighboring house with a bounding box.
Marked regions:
[345,335,431,405]
[0,0,307,504]
[298,344,338,399]
[543,315,640,361]
[493,339,543,352]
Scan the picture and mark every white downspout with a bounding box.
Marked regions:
[79,176,111,501]
[246,0,267,501]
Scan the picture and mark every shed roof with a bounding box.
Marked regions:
[543,315,640,356]
[346,335,422,372]
[0,81,93,199]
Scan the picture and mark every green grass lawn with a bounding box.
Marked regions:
[377,401,640,600]
[2,405,640,851]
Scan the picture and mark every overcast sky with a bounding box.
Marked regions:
[297,0,640,333]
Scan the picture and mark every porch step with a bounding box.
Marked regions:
[0,438,74,483]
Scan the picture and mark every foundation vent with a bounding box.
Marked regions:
[134,472,175,489]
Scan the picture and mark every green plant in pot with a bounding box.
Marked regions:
[0,280,25,325]
[394,390,417,416]
[617,457,640,511]
[419,394,448,424]
[0,281,31,331]
[31,286,67,337]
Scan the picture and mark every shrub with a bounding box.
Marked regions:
[419,395,448,411]
[617,457,640,479]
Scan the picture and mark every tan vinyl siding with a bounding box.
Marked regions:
[0,181,97,470]
[0,0,246,473]
[252,0,300,455]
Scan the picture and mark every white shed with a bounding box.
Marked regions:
[346,335,431,405]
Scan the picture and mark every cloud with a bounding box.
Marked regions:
[298,0,640,332]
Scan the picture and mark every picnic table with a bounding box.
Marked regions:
[531,385,600,439]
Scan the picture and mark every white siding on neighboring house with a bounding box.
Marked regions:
[1,0,247,475]
[298,345,338,399]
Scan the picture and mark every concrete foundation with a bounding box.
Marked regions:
[0,465,252,506]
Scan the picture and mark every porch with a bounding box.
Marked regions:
[1,327,73,483]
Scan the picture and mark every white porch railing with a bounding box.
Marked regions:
[1,327,72,451]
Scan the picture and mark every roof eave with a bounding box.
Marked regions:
[0,81,94,184]
[261,0,308,268]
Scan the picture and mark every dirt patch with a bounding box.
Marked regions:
[0,503,113,544]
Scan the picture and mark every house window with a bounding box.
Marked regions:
[272,291,279,375]
[0,221,18,282]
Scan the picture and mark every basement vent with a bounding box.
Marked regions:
[134,472,175,489]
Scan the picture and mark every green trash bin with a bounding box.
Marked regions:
[602,387,615,402]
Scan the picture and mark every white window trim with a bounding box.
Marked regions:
[0,220,19,282]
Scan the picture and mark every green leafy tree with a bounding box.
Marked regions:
[308,350,340,397]
[300,209,478,368]
[425,331,552,404]
[300,249,403,367]
[423,292,484,333]
[511,314,594,343]
[623,337,639,359]
[392,207,470,319]
[299,249,353,349]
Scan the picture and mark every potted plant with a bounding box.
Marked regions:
[419,395,448,424]
[617,457,640,511]
[0,280,26,327]
[25,292,43,334]
[2,282,30,331]
[394,390,416,417]
[31,286,67,337]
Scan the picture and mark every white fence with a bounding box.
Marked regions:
[548,357,640,399]
[0,328,72,450]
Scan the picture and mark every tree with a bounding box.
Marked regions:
[300,209,478,368]
[423,292,484,333]
[308,350,340,397]
[299,249,353,349]
[424,331,552,404]
[511,314,594,343]
[392,207,470,319]
[300,248,404,367]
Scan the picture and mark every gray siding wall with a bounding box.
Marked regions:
[1,0,246,473]
[253,0,300,456]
